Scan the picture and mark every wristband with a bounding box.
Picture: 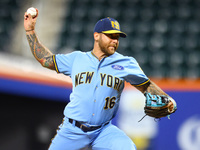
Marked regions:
[25,29,34,32]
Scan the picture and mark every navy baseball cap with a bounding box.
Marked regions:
[94,17,127,38]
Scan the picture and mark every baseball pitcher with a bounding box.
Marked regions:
[24,8,177,150]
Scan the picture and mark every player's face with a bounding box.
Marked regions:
[98,33,120,56]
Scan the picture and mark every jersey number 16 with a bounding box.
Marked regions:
[104,96,116,110]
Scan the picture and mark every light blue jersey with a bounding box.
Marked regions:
[53,51,149,125]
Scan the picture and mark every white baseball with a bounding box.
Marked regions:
[27,7,37,17]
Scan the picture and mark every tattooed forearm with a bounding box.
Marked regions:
[26,32,55,70]
[26,33,51,59]
[146,81,168,96]
[134,81,150,93]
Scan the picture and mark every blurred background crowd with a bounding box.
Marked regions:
[1,0,200,78]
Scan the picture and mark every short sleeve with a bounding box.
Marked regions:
[53,51,80,76]
[124,57,149,86]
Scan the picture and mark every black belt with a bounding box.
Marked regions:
[69,118,109,132]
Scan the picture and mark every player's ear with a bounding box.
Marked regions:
[94,32,100,41]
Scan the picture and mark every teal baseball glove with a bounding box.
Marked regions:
[144,92,177,119]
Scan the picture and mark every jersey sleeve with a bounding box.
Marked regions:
[124,57,149,86]
[53,51,80,76]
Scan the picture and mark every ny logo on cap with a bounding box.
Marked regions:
[111,21,120,30]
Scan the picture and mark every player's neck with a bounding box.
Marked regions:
[92,49,105,61]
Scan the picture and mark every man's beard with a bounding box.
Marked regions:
[98,41,117,56]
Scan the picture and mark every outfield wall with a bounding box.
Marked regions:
[0,67,200,150]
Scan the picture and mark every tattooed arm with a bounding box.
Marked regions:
[24,8,55,70]
[26,31,55,70]
[135,80,168,96]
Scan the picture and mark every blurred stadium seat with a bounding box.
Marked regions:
[0,0,23,51]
